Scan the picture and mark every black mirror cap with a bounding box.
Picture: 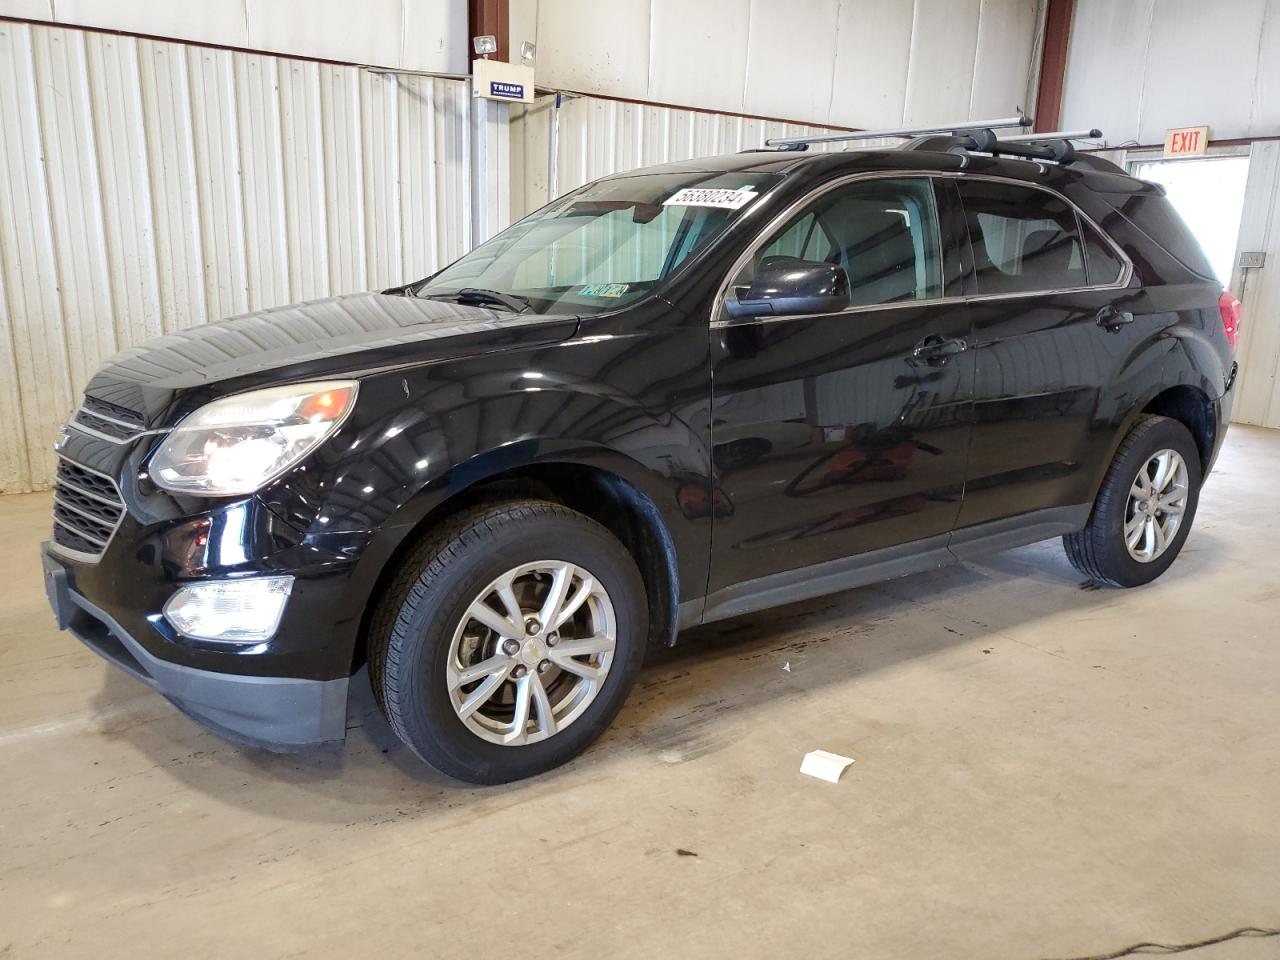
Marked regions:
[724,256,850,318]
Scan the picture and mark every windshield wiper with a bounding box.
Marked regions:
[417,287,533,313]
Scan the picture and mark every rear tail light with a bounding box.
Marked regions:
[1218,291,1241,350]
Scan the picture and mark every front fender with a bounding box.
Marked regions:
[256,331,714,669]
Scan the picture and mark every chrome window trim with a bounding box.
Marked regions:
[47,453,127,565]
[710,170,1135,328]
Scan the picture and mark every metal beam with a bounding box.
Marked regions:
[1033,0,1077,133]
[468,0,509,64]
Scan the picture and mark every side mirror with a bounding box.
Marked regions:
[723,256,850,319]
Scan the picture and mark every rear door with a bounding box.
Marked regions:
[950,177,1136,538]
[707,175,973,598]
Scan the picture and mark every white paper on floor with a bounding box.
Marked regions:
[782,661,791,672]
[800,750,855,783]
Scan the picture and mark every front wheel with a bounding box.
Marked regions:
[367,500,647,784]
[1063,414,1203,587]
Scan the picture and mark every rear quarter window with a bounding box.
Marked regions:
[1105,194,1216,281]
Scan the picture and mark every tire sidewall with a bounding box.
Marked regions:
[389,509,647,784]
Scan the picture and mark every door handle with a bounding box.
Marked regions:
[1096,305,1134,332]
[912,335,968,366]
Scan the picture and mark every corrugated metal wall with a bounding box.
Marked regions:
[509,93,903,219]
[1060,0,1280,145]
[1231,141,1280,429]
[0,22,474,492]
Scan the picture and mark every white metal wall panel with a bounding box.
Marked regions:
[524,0,1042,130]
[903,0,984,125]
[742,0,841,124]
[828,0,914,129]
[1061,0,1280,145]
[649,0,752,116]
[510,92,902,220]
[1231,141,1280,428]
[2,0,470,75]
[0,22,473,492]
[1137,0,1268,146]
[968,0,1040,120]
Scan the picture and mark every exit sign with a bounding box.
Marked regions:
[1164,126,1210,157]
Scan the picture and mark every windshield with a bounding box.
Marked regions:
[414,170,781,315]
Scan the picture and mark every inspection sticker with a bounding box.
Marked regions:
[578,282,629,298]
[663,187,758,210]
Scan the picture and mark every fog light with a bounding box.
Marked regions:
[163,576,294,644]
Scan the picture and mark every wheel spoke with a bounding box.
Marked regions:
[466,597,520,639]
[455,662,513,719]
[1152,517,1169,554]
[538,563,574,630]
[450,653,513,690]
[1159,499,1185,516]
[495,577,524,627]
[529,672,557,738]
[1142,517,1156,558]
[550,633,615,658]
[549,634,614,682]
[550,576,595,631]
[503,675,533,744]
[1125,513,1145,546]
[1152,452,1174,492]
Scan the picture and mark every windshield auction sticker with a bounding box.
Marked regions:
[578,282,629,298]
[663,187,758,210]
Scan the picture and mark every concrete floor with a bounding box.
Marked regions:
[2,427,1279,960]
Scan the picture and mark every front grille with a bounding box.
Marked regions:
[51,459,125,561]
[72,396,147,443]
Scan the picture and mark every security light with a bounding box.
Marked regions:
[520,41,536,65]
[473,35,497,57]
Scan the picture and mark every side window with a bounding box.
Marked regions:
[732,178,943,308]
[1082,222,1124,285]
[957,181,1089,294]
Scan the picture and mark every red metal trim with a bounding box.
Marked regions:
[468,0,509,64]
[1034,0,1077,133]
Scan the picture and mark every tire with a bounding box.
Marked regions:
[1063,414,1203,588]
[367,500,647,784]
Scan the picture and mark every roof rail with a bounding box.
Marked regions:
[763,115,1031,150]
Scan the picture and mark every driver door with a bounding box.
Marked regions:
[706,175,974,605]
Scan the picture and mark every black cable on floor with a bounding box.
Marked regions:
[1039,925,1280,960]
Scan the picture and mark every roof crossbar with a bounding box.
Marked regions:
[1001,128,1102,142]
[764,115,1031,150]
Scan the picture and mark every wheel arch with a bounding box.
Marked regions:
[346,446,687,674]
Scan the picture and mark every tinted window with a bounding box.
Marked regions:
[958,181,1087,294]
[421,171,781,315]
[734,178,942,307]
[1083,222,1124,285]
[1109,194,1216,280]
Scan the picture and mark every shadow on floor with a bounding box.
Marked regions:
[86,529,1229,823]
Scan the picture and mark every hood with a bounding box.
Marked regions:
[82,292,579,423]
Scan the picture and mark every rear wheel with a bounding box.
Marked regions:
[368,500,647,784]
[1063,414,1202,587]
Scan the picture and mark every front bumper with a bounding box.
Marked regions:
[43,544,348,750]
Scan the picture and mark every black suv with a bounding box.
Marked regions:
[41,131,1239,783]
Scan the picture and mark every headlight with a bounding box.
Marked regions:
[150,381,358,495]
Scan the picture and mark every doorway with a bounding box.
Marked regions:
[1129,155,1250,285]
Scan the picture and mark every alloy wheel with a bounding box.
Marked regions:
[1124,448,1189,563]
[446,561,616,745]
